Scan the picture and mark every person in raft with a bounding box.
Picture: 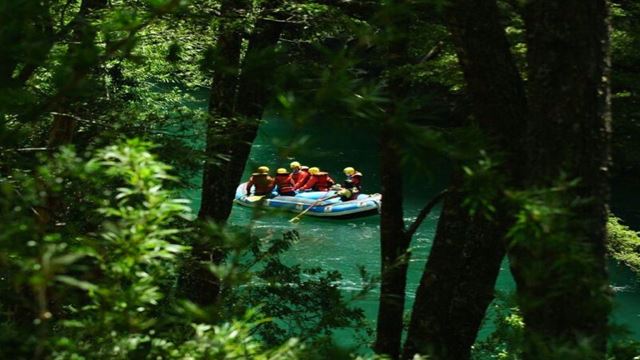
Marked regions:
[300,167,335,191]
[338,166,363,201]
[274,168,296,196]
[297,166,310,187]
[246,166,274,196]
[343,167,362,191]
[289,161,310,190]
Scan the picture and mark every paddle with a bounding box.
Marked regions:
[246,195,266,202]
[289,193,340,223]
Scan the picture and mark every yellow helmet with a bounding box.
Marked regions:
[343,167,355,175]
[257,166,269,174]
[277,168,288,174]
[290,161,301,169]
[309,167,320,175]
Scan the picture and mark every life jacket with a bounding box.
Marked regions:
[303,172,335,191]
[246,173,274,195]
[292,169,310,189]
[274,174,295,194]
[344,172,362,190]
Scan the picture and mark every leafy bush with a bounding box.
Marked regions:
[607,215,640,274]
[0,140,305,359]
[472,293,524,360]
[1,139,371,359]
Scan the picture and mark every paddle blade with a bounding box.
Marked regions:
[247,195,265,202]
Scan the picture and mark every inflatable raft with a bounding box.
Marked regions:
[234,183,382,218]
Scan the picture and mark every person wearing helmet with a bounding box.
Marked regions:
[343,167,363,191]
[290,161,310,190]
[274,168,296,196]
[301,167,335,191]
[341,167,363,200]
[246,166,274,196]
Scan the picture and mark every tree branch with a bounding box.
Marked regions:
[418,41,445,64]
[405,189,447,239]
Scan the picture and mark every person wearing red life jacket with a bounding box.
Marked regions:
[343,167,363,191]
[290,161,310,190]
[340,167,363,200]
[274,168,296,196]
[246,166,274,196]
[301,167,335,191]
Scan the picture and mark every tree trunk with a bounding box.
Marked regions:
[372,2,413,357]
[509,1,612,356]
[184,0,250,307]
[374,131,408,358]
[198,0,284,223]
[197,0,249,223]
[186,0,284,307]
[403,0,527,358]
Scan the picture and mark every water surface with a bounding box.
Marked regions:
[188,115,640,348]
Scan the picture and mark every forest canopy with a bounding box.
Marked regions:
[1,0,640,359]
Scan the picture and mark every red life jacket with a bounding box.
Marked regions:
[274,174,295,194]
[345,172,362,190]
[292,169,310,189]
[302,172,335,191]
[246,173,274,195]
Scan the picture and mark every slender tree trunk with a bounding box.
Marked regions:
[374,131,408,358]
[184,0,250,307]
[509,1,612,356]
[198,0,284,223]
[198,0,249,223]
[403,0,527,358]
[236,0,286,119]
[372,2,413,357]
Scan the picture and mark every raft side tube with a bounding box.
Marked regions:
[234,182,381,218]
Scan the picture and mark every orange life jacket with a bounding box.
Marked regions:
[274,174,295,194]
[302,172,335,191]
[292,169,310,189]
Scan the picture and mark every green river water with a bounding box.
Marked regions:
[185,114,640,349]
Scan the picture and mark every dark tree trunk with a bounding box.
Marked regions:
[403,0,527,358]
[372,2,412,357]
[509,1,612,356]
[186,0,285,307]
[197,0,248,223]
[374,132,408,358]
[403,179,508,360]
[184,0,250,307]
[198,0,284,223]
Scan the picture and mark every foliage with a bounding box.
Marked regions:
[1,140,374,358]
[0,0,206,180]
[1,0,640,358]
[607,215,640,274]
[219,228,372,349]
[0,141,303,358]
[144,313,302,360]
[473,293,640,360]
[460,149,503,219]
[611,1,640,176]
[472,293,524,360]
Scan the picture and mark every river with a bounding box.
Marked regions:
[185,114,640,350]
